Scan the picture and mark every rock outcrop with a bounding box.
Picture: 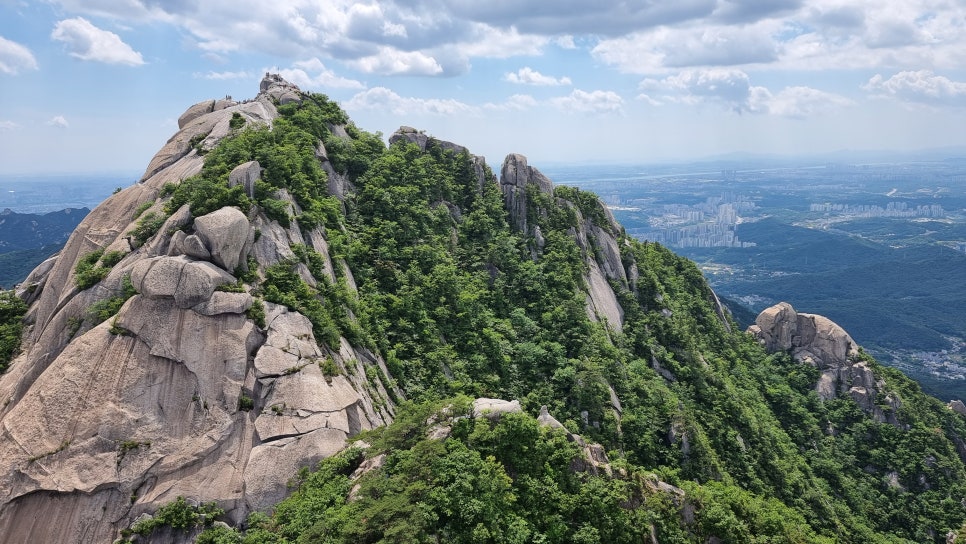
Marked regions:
[500,153,554,234]
[749,302,901,425]
[0,75,395,544]
[749,302,858,367]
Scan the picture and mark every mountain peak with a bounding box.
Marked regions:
[1,77,966,543]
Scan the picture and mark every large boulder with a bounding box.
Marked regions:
[130,255,235,309]
[193,207,254,273]
[748,302,857,369]
[472,398,522,419]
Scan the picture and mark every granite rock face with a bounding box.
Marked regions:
[749,302,900,425]
[228,160,262,198]
[193,207,254,273]
[749,302,858,368]
[0,75,395,544]
[500,153,554,234]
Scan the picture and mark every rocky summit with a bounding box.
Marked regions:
[1,75,966,543]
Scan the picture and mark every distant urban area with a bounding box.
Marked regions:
[546,157,966,401]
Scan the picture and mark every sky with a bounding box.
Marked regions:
[1,0,965,176]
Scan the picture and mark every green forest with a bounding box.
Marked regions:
[121,94,966,543]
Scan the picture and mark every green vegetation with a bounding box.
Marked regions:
[86,274,137,326]
[26,440,70,463]
[132,201,154,219]
[229,112,246,130]
[0,290,26,374]
[116,440,151,466]
[200,401,833,544]
[246,298,266,329]
[121,92,966,542]
[126,496,223,537]
[129,211,167,246]
[75,249,127,290]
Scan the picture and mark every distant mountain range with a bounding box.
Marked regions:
[0,208,89,288]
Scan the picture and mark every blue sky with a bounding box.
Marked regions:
[1,0,965,175]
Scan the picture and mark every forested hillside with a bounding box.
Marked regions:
[3,77,966,544]
[165,92,966,543]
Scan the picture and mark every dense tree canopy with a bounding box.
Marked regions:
[128,93,966,543]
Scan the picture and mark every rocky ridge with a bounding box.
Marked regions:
[0,75,656,544]
[0,76,395,544]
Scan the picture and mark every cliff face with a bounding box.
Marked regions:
[0,76,649,544]
[0,78,395,543]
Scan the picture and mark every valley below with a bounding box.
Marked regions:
[546,159,966,401]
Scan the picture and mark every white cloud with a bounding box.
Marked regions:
[550,89,624,114]
[640,69,764,112]
[0,120,19,130]
[640,68,850,117]
[764,86,853,118]
[349,47,443,75]
[51,17,145,66]
[593,21,782,73]
[505,67,571,86]
[274,58,365,89]
[0,35,38,74]
[197,70,253,80]
[41,0,966,80]
[554,35,577,49]
[344,87,477,115]
[47,115,69,128]
[484,94,539,111]
[456,25,547,58]
[589,1,966,73]
[863,71,966,107]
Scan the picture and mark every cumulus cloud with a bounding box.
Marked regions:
[349,47,443,75]
[505,67,571,86]
[196,70,253,80]
[344,87,477,115]
[763,86,853,118]
[47,115,69,128]
[275,58,365,89]
[593,21,782,73]
[0,35,38,74]
[550,89,623,114]
[640,69,764,112]
[51,17,144,65]
[590,1,966,73]
[639,68,849,117]
[0,120,19,130]
[863,70,966,107]
[44,0,966,77]
[484,94,539,111]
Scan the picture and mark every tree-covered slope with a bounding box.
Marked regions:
[4,77,966,544]
[158,90,966,543]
